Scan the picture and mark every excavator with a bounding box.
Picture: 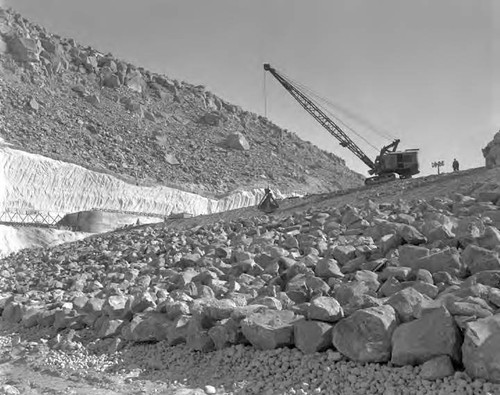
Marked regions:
[263,63,419,185]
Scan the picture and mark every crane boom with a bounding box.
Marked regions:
[263,63,376,171]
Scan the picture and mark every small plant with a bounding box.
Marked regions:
[431,160,444,175]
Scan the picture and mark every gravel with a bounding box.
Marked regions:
[4,329,494,395]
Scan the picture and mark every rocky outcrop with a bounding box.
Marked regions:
[483,131,500,168]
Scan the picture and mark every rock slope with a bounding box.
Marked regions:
[1,168,500,394]
[0,7,363,197]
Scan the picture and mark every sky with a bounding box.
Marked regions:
[4,0,500,177]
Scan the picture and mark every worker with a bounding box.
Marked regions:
[452,158,459,172]
[258,187,279,213]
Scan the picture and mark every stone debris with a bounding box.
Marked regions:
[0,7,364,196]
[0,187,499,393]
[1,5,500,395]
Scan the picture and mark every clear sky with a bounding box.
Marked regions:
[4,0,499,177]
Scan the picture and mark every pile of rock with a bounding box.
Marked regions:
[1,187,500,389]
[0,7,363,196]
[483,130,500,169]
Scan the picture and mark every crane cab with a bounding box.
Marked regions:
[377,149,419,179]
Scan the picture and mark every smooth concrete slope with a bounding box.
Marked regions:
[0,145,282,219]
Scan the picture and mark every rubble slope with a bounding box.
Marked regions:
[0,7,364,197]
[1,167,500,394]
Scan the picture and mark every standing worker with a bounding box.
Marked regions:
[452,158,459,172]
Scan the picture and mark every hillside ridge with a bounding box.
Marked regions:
[0,7,364,197]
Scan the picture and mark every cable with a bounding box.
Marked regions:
[263,69,268,118]
[280,70,397,142]
[277,70,379,153]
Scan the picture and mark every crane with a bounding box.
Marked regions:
[263,63,419,185]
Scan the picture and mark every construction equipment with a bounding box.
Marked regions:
[258,187,279,213]
[263,63,419,185]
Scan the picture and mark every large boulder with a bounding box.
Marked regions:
[482,130,500,168]
[398,245,429,267]
[307,296,344,323]
[385,287,430,322]
[7,36,41,62]
[241,309,299,350]
[122,313,171,342]
[224,132,250,150]
[293,319,333,354]
[125,71,146,93]
[332,305,397,363]
[462,244,500,275]
[391,307,462,366]
[410,248,465,277]
[462,314,500,383]
[420,355,455,380]
[315,258,343,278]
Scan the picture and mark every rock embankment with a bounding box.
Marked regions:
[2,183,500,393]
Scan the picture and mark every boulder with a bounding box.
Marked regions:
[307,296,343,323]
[482,130,500,168]
[207,318,243,349]
[103,73,121,88]
[385,287,429,322]
[7,36,40,62]
[468,270,500,288]
[332,305,397,363]
[241,309,299,350]
[391,307,462,366]
[447,300,492,318]
[334,281,373,306]
[410,248,464,277]
[125,71,146,93]
[462,314,500,383]
[315,258,343,278]
[224,132,250,150]
[293,319,333,354]
[342,294,383,317]
[331,245,357,265]
[378,266,412,282]
[478,226,500,250]
[167,315,190,346]
[285,274,330,303]
[420,355,455,380]
[122,312,171,342]
[199,112,224,127]
[462,244,500,275]
[398,245,430,267]
[396,224,427,245]
[190,298,237,323]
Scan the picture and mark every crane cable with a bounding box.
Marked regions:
[263,69,268,118]
[278,71,379,152]
[283,71,394,142]
[279,70,398,142]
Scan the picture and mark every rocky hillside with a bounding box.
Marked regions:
[0,7,364,196]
